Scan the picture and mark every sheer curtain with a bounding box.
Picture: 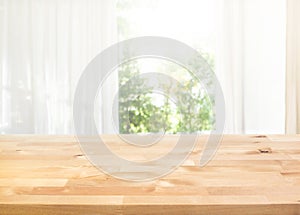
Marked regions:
[216,0,286,134]
[0,0,287,135]
[286,0,300,134]
[0,0,117,134]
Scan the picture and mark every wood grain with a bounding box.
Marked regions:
[0,135,299,215]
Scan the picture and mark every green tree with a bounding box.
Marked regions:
[118,61,168,133]
[117,0,215,134]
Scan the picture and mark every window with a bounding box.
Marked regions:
[116,0,218,134]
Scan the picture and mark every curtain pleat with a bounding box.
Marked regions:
[216,0,286,134]
[286,0,300,134]
[0,0,117,134]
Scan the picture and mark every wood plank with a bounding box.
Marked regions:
[0,135,299,215]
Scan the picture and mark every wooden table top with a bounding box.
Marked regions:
[0,135,300,215]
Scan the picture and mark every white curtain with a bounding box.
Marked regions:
[286,0,300,134]
[216,0,286,134]
[0,0,287,135]
[0,0,117,134]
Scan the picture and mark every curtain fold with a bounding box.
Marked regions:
[0,0,117,134]
[216,0,245,133]
[216,0,286,134]
[286,0,300,134]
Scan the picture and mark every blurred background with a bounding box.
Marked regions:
[0,0,295,135]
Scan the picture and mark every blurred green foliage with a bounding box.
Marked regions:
[118,58,215,134]
[117,0,215,134]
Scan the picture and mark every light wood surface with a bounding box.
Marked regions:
[0,135,300,215]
